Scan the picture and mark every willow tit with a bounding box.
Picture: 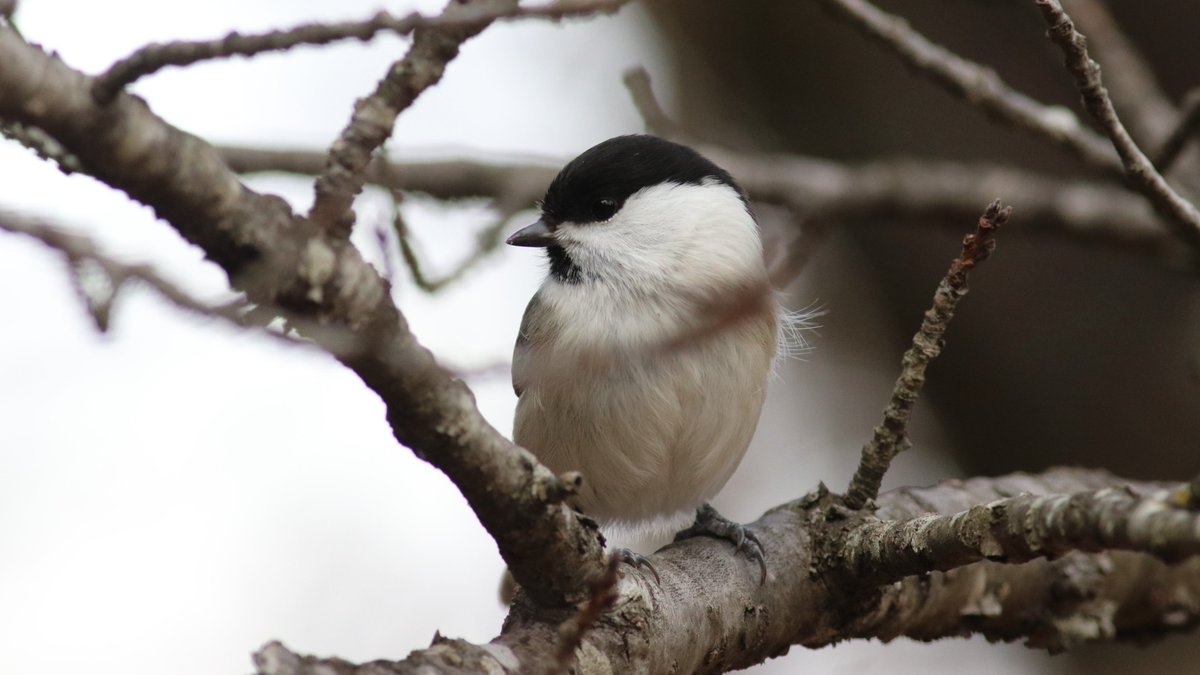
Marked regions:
[507,135,778,580]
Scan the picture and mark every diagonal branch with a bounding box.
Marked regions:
[1155,88,1200,176]
[306,0,511,237]
[305,0,632,237]
[843,200,1009,510]
[814,0,1122,176]
[0,23,605,608]
[1034,0,1200,249]
[1059,0,1179,146]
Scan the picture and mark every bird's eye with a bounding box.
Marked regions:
[592,198,618,221]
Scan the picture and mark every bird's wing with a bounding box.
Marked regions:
[512,291,547,398]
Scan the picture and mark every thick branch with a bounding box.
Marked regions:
[0,24,604,607]
[255,469,1200,674]
[1035,0,1200,248]
[844,201,1009,510]
[837,482,1200,585]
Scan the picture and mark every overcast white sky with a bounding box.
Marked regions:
[0,2,1056,674]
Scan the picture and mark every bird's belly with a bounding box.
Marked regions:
[514,350,766,527]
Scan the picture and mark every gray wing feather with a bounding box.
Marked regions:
[512,292,546,398]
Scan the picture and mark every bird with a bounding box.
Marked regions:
[506,134,780,582]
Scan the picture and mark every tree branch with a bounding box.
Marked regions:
[1034,0,1200,249]
[0,210,252,333]
[836,480,1200,585]
[216,145,1184,267]
[1156,88,1200,176]
[844,201,1009,510]
[1059,0,1180,146]
[389,193,520,293]
[0,23,605,607]
[89,0,632,104]
[306,0,510,237]
[253,468,1200,674]
[0,118,83,173]
[304,0,631,237]
[620,68,679,137]
[814,0,1122,176]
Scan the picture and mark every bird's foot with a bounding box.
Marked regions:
[674,503,767,584]
[616,547,660,584]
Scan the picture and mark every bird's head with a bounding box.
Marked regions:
[507,135,763,290]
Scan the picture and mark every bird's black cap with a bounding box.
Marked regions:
[540,134,745,226]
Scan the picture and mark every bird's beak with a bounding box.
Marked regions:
[506,219,556,248]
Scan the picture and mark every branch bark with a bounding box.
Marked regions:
[0,23,606,607]
[844,201,1009,510]
[0,210,250,332]
[814,0,1122,176]
[216,146,1184,267]
[1034,0,1200,249]
[306,0,514,237]
[1059,0,1179,146]
[254,469,1200,674]
[89,0,632,103]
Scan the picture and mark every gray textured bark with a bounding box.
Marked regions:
[0,22,607,608]
[254,470,1200,675]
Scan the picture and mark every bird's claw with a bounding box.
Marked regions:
[674,503,767,584]
[616,547,660,584]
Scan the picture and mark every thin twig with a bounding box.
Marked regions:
[306,0,512,238]
[1060,0,1179,145]
[816,0,1122,177]
[390,194,519,293]
[549,554,621,675]
[0,210,377,356]
[843,200,1010,511]
[1034,0,1200,250]
[621,68,681,137]
[372,144,528,294]
[306,0,631,237]
[1155,88,1200,175]
[90,0,631,103]
[1,211,246,330]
